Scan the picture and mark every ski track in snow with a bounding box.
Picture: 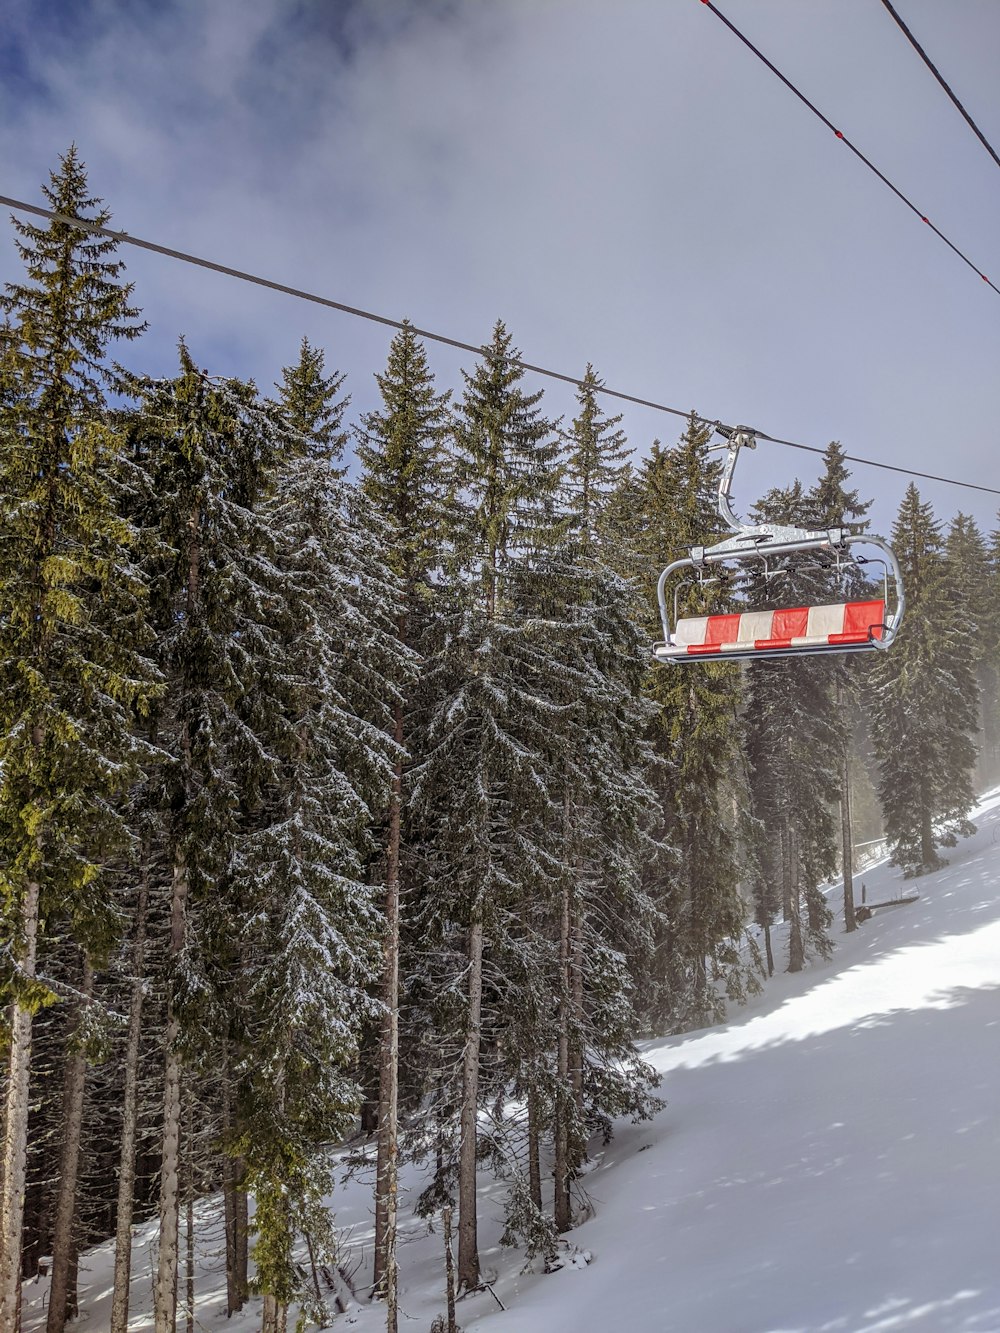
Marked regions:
[21,790,1000,1333]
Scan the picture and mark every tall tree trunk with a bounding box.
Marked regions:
[221,1069,238,1318]
[526,1090,542,1213]
[45,953,93,1333]
[262,1294,279,1333]
[184,1196,195,1333]
[154,846,187,1333]
[0,872,41,1333]
[763,919,775,978]
[457,916,484,1291]
[570,902,585,1138]
[920,796,935,873]
[841,751,857,933]
[220,1058,248,1317]
[110,866,150,1333]
[443,1205,457,1333]
[838,680,856,933]
[155,1023,182,1333]
[686,824,708,1020]
[553,874,572,1234]
[234,1179,248,1307]
[373,704,402,1333]
[787,826,804,973]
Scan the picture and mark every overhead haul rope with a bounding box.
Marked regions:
[878,0,1000,175]
[2,190,999,498]
[698,0,1000,298]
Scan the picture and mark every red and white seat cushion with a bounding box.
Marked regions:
[658,600,885,658]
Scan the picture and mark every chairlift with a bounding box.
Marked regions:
[653,425,905,664]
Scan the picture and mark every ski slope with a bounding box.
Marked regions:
[22,789,1000,1333]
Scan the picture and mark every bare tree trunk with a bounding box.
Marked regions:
[66,1249,78,1320]
[373,704,403,1333]
[570,901,585,1136]
[222,1118,237,1316]
[443,1205,457,1333]
[155,1015,182,1333]
[221,1064,238,1317]
[457,916,483,1291]
[0,1081,5,1235]
[260,1294,287,1333]
[304,1235,325,1324]
[154,846,188,1333]
[787,826,804,973]
[0,872,41,1333]
[837,680,857,933]
[220,1045,247,1317]
[262,1294,279,1333]
[763,919,775,978]
[841,752,857,933]
[234,1184,248,1306]
[553,875,572,1234]
[45,954,93,1333]
[110,866,150,1333]
[526,1090,542,1212]
[185,1197,195,1333]
[920,801,936,873]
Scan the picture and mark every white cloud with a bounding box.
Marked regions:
[1,0,998,532]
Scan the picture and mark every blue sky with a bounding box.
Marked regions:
[2,0,998,537]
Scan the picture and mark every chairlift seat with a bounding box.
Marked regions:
[653,425,904,664]
[654,599,886,661]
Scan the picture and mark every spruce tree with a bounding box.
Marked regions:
[126,350,287,1333]
[635,418,756,1025]
[0,148,153,1330]
[945,514,994,790]
[807,442,875,933]
[564,363,631,544]
[412,320,563,1288]
[355,321,452,1329]
[232,362,407,1330]
[274,334,349,471]
[541,366,661,1235]
[869,486,978,874]
[743,482,843,971]
[985,515,1000,782]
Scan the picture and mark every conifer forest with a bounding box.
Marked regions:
[2,152,999,1333]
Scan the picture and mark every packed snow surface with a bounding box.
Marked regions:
[23,790,1000,1333]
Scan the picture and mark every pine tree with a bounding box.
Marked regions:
[542,367,661,1235]
[274,335,349,471]
[231,364,408,1331]
[0,148,153,1331]
[985,515,1000,782]
[411,320,563,1289]
[564,364,631,545]
[355,321,452,1329]
[108,823,156,1333]
[743,482,843,971]
[869,486,978,875]
[945,514,994,790]
[635,418,757,1025]
[126,350,285,1333]
[807,442,875,933]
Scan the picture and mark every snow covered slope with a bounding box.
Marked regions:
[23,790,1000,1333]
[487,788,1000,1333]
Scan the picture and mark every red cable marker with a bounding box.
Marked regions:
[698,0,1000,299]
